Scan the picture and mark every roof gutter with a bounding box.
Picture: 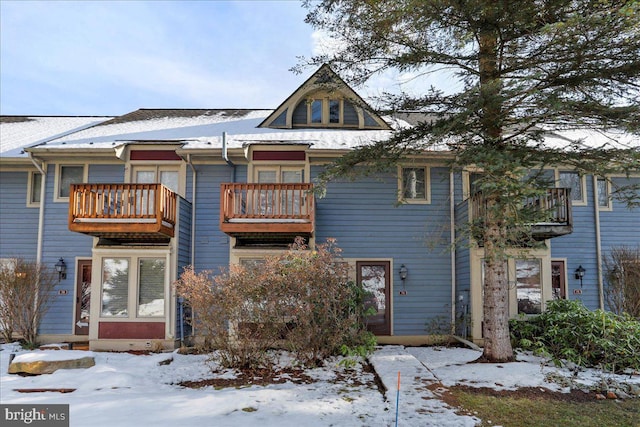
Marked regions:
[28,152,46,176]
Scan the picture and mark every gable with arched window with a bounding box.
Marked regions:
[258,64,390,131]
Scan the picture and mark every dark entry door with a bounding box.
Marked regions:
[552,260,566,300]
[357,261,391,335]
[75,260,91,335]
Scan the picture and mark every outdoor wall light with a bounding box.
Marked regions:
[574,265,585,287]
[399,264,408,281]
[55,258,67,281]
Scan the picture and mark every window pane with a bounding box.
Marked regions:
[402,167,426,199]
[361,265,386,326]
[257,170,277,183]
[311,100,322,123]
[516,259,541,315]
[597,178,609,208]
[59,165,83,198]
[240,258,265,268]
[136,171,155,183]
[559,172,582,201]
[469,172,483,195]
[101,258,129,317]
[138,258,165,317]
[281,170,303,183]
[329,100,340,123]
[160,171,179,193]
[30,173,42,203]
[281,170,304,214]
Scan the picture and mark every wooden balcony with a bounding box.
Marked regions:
[69,183,177,242]
[220,183,314,237]
[470,188,573,241]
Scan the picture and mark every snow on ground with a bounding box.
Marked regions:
[1,343,639,427]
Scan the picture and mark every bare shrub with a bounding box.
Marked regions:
[174,238,374,369]
[0,258,58,347]
[604,246,640,319]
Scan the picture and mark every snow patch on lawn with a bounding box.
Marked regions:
[2,343,639,427]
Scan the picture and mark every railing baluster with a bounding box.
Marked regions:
[469,188,571,227]
[220,183,314,222]
[69,183,177,228]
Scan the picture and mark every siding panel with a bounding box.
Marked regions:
[312,166,453,335]
[38,164,123,334]
[193,164,234,273]
[0,171,39,259]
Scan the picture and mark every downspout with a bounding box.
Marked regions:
[593,176,604,309]
[176,152,197,346]
[28,153,46,340]
[450,171,457,334]
[185,154,197,267]
[28,153,47,265]
[222,132,236,182]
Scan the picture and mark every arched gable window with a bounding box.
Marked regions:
[258,64,390,131]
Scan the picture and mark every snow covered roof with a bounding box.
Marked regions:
[0,116,112,158]
[540,127,639,150]
[3,111,636,161]
[25,108,410,153]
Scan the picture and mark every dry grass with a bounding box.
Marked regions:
[450,386,640,427]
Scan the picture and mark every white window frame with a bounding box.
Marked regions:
[27,171,42,208]
[596,177,612,211]
[461,168,484,200]
[513,258,543,316]
[556,170,587,206]
[479,256,549,317]
[100,257,130,318]
[470,246,551,339]
[54,164,87,202]
[136,257,166,318]
[251,165,307,184]
[97,251,169,321]
[131,164,184,197]
[305,96,344,126]
[398,165,431,204]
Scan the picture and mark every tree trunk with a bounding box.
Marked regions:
[481,198,515,362]
[476,5,514,362]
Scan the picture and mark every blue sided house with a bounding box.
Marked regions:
[1,65,638,350]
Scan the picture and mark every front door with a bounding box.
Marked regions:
[551,260,566,300]
[75,260,91,335]
[357,261,391,335]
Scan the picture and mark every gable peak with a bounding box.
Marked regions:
[258,65,390,131]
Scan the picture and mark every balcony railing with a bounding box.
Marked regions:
[69,183,177,240]
[469,188,573,240]
[220,183,314,236]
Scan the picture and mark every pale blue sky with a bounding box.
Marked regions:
[0,0,317,115]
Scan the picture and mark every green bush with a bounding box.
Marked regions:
[510,299,640,373]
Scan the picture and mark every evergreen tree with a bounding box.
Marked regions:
[300,0,640,361]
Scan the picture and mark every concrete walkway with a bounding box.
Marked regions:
[368,346,477,427]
